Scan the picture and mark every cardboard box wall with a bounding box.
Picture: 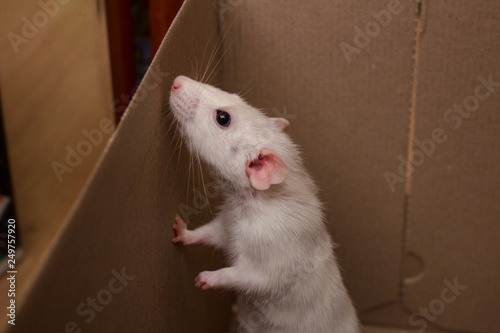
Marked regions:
[5,0,499,332]
[0,0,116,318]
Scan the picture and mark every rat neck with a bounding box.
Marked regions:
[216,162,319,207]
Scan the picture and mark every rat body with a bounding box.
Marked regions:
[170,75,360,333]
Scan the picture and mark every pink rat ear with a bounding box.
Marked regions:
[246,148,288,190]
[271,118,290,131]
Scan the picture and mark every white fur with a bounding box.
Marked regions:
[170,76,360,333]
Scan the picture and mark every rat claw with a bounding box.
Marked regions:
[195,271,220,290]
[194,274,203,288]
[194,279,202,289]
[175,215,186,228]
[173,214,192,245]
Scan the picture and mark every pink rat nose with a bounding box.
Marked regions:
[172,79,182,91]
[172,75,190,91]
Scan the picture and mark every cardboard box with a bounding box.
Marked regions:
[0,0,115,325]
[4,0,499,332]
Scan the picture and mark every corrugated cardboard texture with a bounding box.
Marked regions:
[219,0,416,311]
[5,0,231,332]
[404,1,500,332]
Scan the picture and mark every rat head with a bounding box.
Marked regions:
[169,75,292,191]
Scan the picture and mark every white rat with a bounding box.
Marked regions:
[169,75,360,333]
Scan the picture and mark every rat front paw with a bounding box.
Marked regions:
[195,271,222,290]
[172,215,192,245]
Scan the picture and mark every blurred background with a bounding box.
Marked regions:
[0,0,183,324]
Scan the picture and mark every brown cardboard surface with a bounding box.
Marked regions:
[363,326,446,333]
[404,1,500,332]
[0,1,115,326]
[4,0,231,332]
[361,302,417,329]
[220,0,417,311]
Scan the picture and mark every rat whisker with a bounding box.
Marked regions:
[199,24,223,84]
[189,55,195,81]
[163,113,177,134]
[165,125,181,172]
[172,129,183,186]
[205,38,235,86]
[190,151,198,215]
[236,80,255,99]
[196,151,213,217]
[194,42,200,81]
[199,26,218,83]
[159,111,176,133]
[203,15,239,84]
[201,13,238,84]
[186,152,193,205]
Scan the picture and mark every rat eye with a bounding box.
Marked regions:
[216,110,231,127]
